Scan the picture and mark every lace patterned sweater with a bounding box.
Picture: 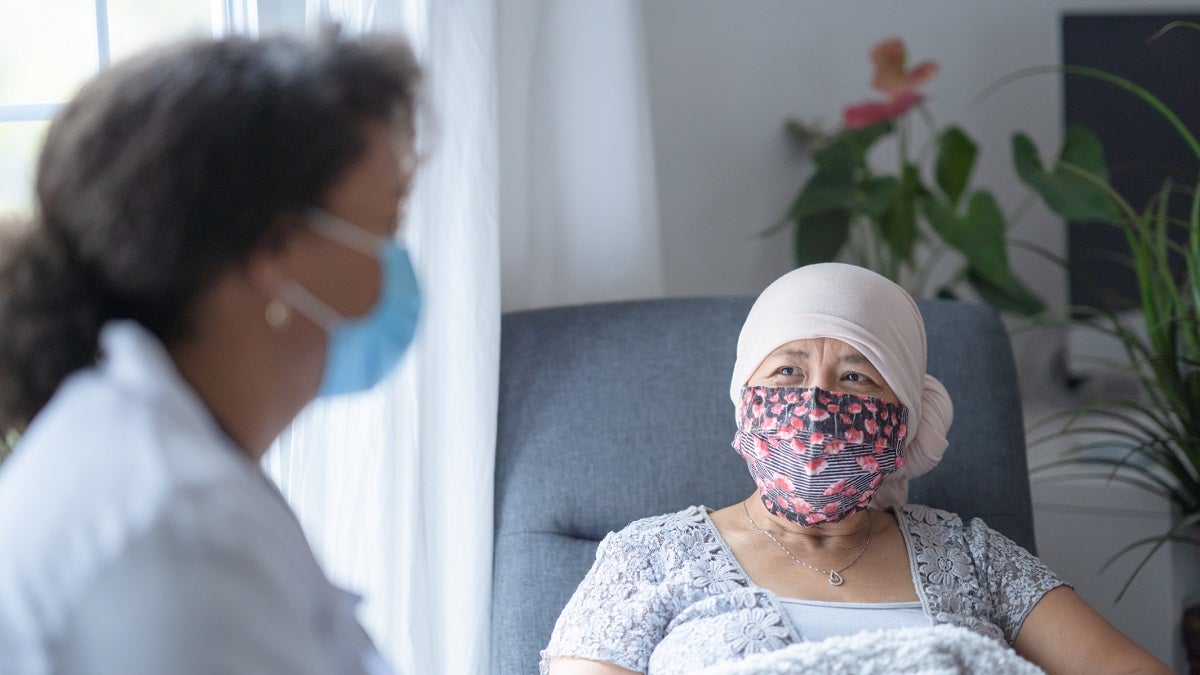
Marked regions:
[541,505,1065,675]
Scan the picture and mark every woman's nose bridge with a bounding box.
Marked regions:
[808,359,840,391]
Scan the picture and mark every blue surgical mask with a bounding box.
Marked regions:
[278,210,421,397]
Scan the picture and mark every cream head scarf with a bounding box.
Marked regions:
[730,263,954,508]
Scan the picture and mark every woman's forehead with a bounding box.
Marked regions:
[765,337,870,362]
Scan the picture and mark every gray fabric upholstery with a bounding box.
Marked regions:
[491,297,1034,675]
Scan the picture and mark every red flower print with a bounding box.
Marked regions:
[810,432,825,447]
[857,456,881,472]
[824,439,846,455]
[844,429,864,444]
[844,486,859,498]
[884,425,893,436]
[823,478,849,497]
[806,512,828,525]
[896,454,906,470]
[784,391,800,404]
[770,403,786,415]
[800,389,813,401]
[818,393,831,405]
[761,415,779,431]
[751,438,770,460]
[790,497,814,514]
[772,473,794,492]
[880,410,890,421]
[864,419,878,435]
[804,458,828,476]
[809,407,830,422]
[865,401,878,413]
[777,424,797,440]
[839,414,852,426]
[822,502,842,514]
[790,438,807,454]
[897,423,908,440]
[847,402,863,415]
[874,437,888,454]
[827,404,840,413]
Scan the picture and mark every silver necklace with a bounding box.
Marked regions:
[742,501,872,586]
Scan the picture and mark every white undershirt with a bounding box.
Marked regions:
[777,598,930,642]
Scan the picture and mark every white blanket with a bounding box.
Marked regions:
[697,625,1044,675]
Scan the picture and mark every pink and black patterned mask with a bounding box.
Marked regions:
[732,386,909,527]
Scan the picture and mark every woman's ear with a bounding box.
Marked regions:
[243,246,292,299]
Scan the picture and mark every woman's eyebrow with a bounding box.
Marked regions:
[775,349,809,360]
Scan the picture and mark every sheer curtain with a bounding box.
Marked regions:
[264,1,498,673]
[497,0,664,311]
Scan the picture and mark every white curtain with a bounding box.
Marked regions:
[265,1,498,673]
[498,0,664,311]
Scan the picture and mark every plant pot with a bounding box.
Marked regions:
[1176,529,1200,674]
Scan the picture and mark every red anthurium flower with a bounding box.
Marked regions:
[843,90,923,129]
[871,37,939,95]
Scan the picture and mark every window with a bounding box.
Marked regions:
[0,0,217,219]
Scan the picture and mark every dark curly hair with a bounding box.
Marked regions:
[0,34,421,432]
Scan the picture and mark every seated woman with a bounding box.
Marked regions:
[542,264,1169,675]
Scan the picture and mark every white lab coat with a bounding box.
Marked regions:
[0,321,391,674]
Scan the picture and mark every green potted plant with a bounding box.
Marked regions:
[1014,24,1200,604]
[769,37,1046,316]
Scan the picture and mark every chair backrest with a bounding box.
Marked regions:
[491,297,1034,675]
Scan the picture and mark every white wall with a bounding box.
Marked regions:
[637,2,1200,670]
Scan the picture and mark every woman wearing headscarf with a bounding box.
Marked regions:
[0,34,421,674]
[543,264,1169,674]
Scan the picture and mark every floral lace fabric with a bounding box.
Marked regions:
[540,505,1064,675]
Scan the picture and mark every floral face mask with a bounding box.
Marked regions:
[732,386,908,526]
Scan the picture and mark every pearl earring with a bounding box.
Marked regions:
[265,299,290,329]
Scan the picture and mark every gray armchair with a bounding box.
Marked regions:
[491,297,1034,675]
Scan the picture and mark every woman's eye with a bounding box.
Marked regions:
[844,372,871,384]
[776,366,800,377]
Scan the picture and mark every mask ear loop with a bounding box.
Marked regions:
[306,209,386,256]
[276,281,345,330]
